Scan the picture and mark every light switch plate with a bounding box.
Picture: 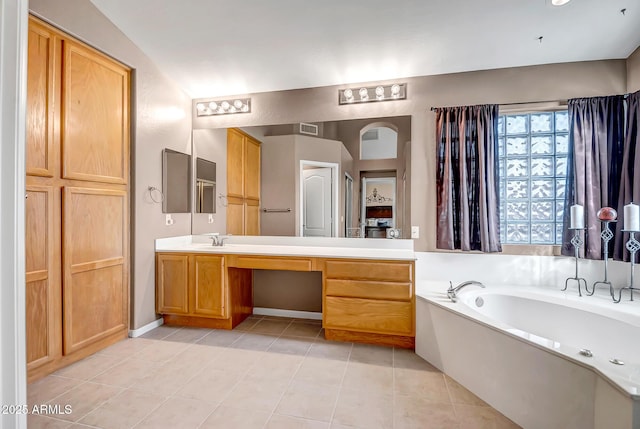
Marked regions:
[411,226,419,239]
[208,214,214,224]
[165,214,174,226]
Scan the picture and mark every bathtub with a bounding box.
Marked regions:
[416,282,640,429]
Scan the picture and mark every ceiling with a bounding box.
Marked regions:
[89,0,640,99]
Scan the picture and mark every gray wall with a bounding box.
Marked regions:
[30,0,193,329]
[628,47,640,93]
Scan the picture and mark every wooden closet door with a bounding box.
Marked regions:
[26,19,57,177]
[227,197,245,235]
[227,129,245,199]
[245,137,261,201]
[245,200,260,236]
[62,187,128,354]
[25,185,60,370]
[62,39,129,184]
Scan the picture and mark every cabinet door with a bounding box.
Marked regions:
[26,19,57,177]
[227,196,245,235]
[156,253,189,315]
[245,136,261,200]
[227,128,245,198]
[62,39,129,184]
[25,185,60,370]
[62,187,128,354]
[190,255,226,318]
[244,200,260,236]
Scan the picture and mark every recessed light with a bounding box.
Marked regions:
[551,0,571,6]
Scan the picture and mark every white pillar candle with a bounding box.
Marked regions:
[570,204,584,229]
[624,203,640,231]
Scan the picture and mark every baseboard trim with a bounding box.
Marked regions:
[253,307,322,320]
[128,318,164,338]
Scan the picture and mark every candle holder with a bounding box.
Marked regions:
[612,230,640,303]
[562,227,588,296]
[588,220,616,297]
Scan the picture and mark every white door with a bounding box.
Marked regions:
[303,167,333,237]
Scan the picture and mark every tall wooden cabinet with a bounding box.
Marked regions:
[227,128,261,235]
[25,16,130,381]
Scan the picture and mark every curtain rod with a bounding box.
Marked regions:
[430,94,634,111]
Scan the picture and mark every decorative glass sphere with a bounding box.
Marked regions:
[597,207,617,221]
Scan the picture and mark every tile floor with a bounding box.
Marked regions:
[28,316,520,429]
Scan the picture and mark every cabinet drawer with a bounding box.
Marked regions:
[325,279,411,301]
[230,256,312,271]
[324,296,412,335]
[324,260,412,282]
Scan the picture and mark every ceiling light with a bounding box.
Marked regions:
[195,98,251,116]
[551,0,571,5]
[339,83,406,105]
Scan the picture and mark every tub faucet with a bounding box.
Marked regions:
[447,280,485,302]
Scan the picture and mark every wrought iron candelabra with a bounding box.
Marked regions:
[589,220,616,297]
[562,228,588,296]
[612,230,640,303]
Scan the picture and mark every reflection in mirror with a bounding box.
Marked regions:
[362,177,396,238]
[360,126,398,160]
[301,161,338,237]
[195,157,216,213]
[191,115,411,237]
[162,148,191,213]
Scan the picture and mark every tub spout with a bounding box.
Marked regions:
[447,280,485,302]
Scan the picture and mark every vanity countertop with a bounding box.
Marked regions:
[156,235,416,261]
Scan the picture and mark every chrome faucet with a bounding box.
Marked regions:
[210,234,228,247]
[447,280,485,302]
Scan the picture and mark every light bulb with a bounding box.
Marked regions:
[391,84,401,97]
[229,106,237,113]
[359,87,369,100]
[196,103,206,112]
[375,86,384,96]
[343,89,353,100]
[551,0,571,5]
[217,106,225,114]
[242,104,249,112]
[221,101,230,111]
[233,99,243,109]
[208,101,218,110]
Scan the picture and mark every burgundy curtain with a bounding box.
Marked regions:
[435,104,501,252]
[614,91,640,261]
[562,96,626,259]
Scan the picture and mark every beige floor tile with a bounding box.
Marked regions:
[267,414,329,429]
[27,415,72,429]
[282,322,322,338]
[295,357,346,387]
[332,388,393,429]
[79,388,164,429]
[395,394,459,429]
[307,341,352,361]
[208,348,263,373]
[246,352,303,381]
[199,405,271,429]
[45,381,123,422]
[455,404,505,429]
[196,329,245,347]
[394,368,450,404]
[131,338,189,362]
[250,319,291,335]
[393,348,440,371]
[342,362,393,393]
[349,344,393,366]
[96,338,155,358]
[162,327,210,343]
[234,317,262,331]
[446,376,489,406]
[139,325,182,340]
[90,358,162,388]
[495,413,522,429]
[28,375,83,407]
[164,343,224,373]
[54,354,120,381]
[133,397,217,429]
[267,336,314,355]
[129,360,196,396]
[275,380,339,422]
[221,373,289,413]
[294,318,322,324]
[230,332,278,351]
[175,367,243,403]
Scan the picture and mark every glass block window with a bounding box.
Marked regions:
[498,111,568,244]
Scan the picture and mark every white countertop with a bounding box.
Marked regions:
[155,235,416,261]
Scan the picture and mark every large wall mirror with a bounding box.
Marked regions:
[191,115,411,238]
[162,148,191,213]
[195,157,216,213]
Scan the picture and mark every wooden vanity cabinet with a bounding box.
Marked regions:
[227,128,261,235]
[156,253,226,319]
[323,259,415,348]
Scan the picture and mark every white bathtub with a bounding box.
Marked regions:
[416,282,640,429]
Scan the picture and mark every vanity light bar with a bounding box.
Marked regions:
[195,98,251,116]
[339,83,406,105]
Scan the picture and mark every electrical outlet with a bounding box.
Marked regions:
[165,214,174,226]
[411,226,419,239]
[208,214,214,224]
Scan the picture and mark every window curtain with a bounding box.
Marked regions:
[435,104,501,252]
[614,91,640,261]
[562,96,626,259]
